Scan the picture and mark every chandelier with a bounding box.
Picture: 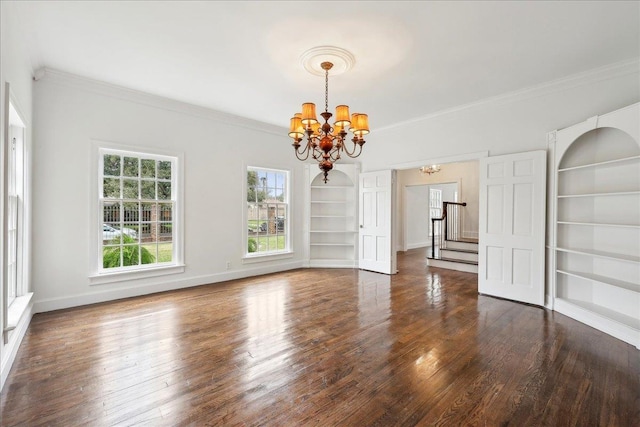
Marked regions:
[419,165,441,175]
[288,61,369,183]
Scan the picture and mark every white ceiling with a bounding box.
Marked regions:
[11,1,640,130]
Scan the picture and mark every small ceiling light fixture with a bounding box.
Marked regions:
[419,165,441,175]
[288,48,369,183]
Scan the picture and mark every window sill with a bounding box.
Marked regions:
[89,264,185,285]
[242,251,294,264]
[6,293,34,332]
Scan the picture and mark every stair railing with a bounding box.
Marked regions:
[431,201,467,259]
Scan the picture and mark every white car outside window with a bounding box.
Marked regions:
[103,224,137,241]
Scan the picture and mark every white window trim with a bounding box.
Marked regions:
[3,85,31,316]
[89,140,184,285]
[243,165,292,261]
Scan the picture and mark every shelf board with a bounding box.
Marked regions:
[557,269,640,293]
[555,246,640,264]
[558,155,640,172]
[557,221,640,229]
[310,230,357,233]
[310,243,354,247]
[557,191,640,198]
[555,298,640,330]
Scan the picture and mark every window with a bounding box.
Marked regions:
[6,116,25,306]
[246,167,289,256]
[98,148,179,273]
[429,188,442,237]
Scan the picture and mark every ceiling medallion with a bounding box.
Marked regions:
[300,46,356,77]
[288,47,369,184]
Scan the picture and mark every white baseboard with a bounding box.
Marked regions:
[462,231,479,239]
[1,298,34,391]
[407,242,430,250]
[34,260,305,313]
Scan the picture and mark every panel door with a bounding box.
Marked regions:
[359,170,395,274]
[478,150,546,305]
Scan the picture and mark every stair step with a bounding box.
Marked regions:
[426,257,478,273]
[441,248,477,254]
[444,240,478,251]
[440,249,478,263]
[439,257,478,265]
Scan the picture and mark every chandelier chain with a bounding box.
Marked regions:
[324,68,329,113]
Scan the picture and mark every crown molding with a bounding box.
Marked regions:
[377,58,640,132]
[34,67,287,137]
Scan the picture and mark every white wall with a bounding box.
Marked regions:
[365,61,640,172]
[397,161,480,250]
[403,185,430,250]
[31,70,305,312]
[1,1,34,390]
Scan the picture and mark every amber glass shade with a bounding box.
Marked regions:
[353,113,370,136]
[288,114,304,139]
[348,113,359,132]
[301,103,318,125]
[334,105,351,127]
[310,122,321,136]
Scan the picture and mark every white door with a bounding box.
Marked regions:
[478,150,546,306]
[359,170,395,274]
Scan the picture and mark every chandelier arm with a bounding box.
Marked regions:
[342,139,364,158]
[293,141,312,161]
[340,139,358,156]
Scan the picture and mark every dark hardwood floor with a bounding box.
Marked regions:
[1,248,639,426]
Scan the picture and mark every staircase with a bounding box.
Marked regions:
[426,201,478,273]
[427,238,478,273]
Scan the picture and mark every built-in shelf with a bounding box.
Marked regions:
[307,164,358,268]
[557,221,640,229]
[558,155,640,172]
[555,246,640,263]
[557,191,640,198]
[551,102,640,349]
[555,298,640,331]
[557,269,639,293]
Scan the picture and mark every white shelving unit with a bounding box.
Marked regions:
[304,164,359,268]
[549,102,640,348]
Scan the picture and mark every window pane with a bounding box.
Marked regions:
[104,155,120,176]
[158,242,172,263]
[158,182,171,200]
[123,202,139,222]
[103,245,122,268]
[103,202,120,223]
[159,222,172,240]
[158,161,171,179]
[141,180,156,199]
[141,159,156,178]
[123,179,139,199]
[103,223,122,244]
[141,202,155,222]
[122,245,140,266]
[141,244,157,265]
[123,157,139,177]
[103,178,120,198]
[159,203,172,221]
